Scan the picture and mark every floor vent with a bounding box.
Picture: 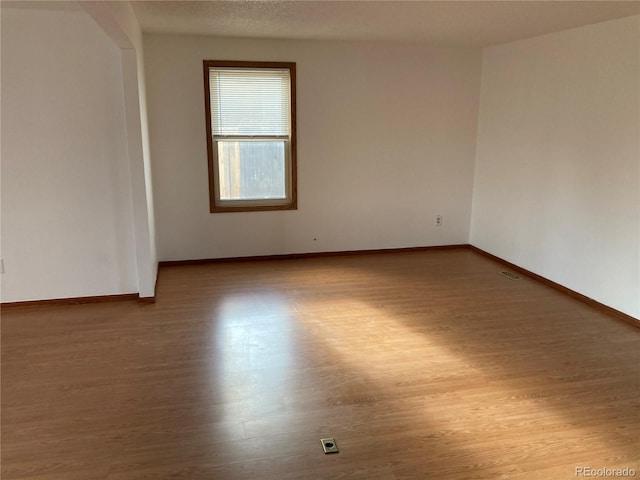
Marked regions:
[499,271,521,280]
[321,438,339,454]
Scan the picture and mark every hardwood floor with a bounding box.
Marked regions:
[2,249,638,479]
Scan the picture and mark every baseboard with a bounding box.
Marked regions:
[158,244,471,267]
[7,247,635,328]
[1,293,140,309]
[468,245,640,329]
[3,248,464,307]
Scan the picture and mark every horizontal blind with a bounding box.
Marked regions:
[209,68,290,136]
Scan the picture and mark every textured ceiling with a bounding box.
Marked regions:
[1,1,81,11]
[131,0,639,47]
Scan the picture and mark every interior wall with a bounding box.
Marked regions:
[80,0,159,298]
[135,42,159,297]
[0,6,138,302]
[144,35,482,261]
[471,15,640,318]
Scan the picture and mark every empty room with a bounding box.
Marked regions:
[1,1,639,479]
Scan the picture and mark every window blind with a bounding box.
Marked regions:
[209,68,290,136]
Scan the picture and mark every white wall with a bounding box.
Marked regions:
[144,35,482,261]
[80,0,159,298]
[6,9,633,317]
[0,6,138,302]
[471,16,640,318]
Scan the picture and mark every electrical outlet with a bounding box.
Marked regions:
[436,215,443,226]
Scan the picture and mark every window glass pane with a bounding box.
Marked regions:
[217,141,286,200]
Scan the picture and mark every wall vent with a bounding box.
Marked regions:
[499,271,521,280]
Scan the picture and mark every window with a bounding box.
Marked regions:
[203,61,297,212]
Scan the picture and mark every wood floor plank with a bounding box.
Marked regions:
[2,250,638,479]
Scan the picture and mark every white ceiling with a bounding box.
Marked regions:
[131,0,639,47]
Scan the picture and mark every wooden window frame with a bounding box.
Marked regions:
[203,60,297,213]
